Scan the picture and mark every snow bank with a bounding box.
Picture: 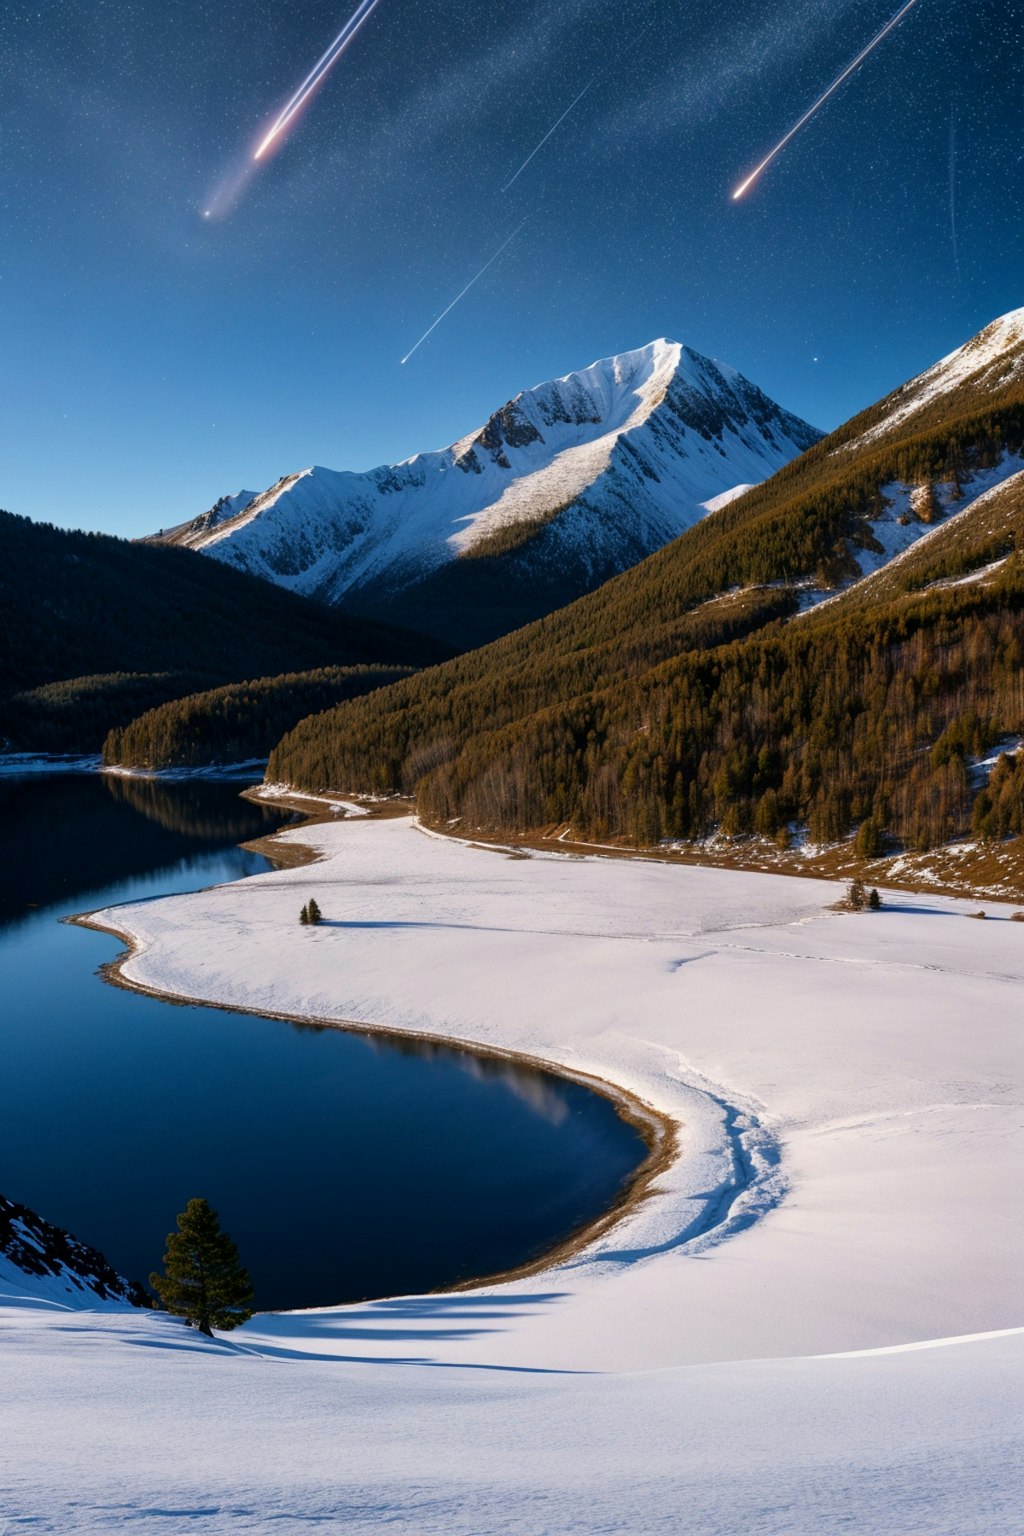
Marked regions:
[4,814,1021,1532]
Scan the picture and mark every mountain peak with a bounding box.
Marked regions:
[154,340,820,649]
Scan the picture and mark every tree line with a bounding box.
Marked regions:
[103,666,414,770]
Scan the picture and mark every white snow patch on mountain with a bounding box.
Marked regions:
[165,340,819,606]
[698,482,757,513]
[846,306,1024,452]
[796,455,1024,617]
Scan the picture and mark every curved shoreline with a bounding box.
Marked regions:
[72,890,680,1301]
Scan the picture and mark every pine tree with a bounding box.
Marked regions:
[847,879,867,910]
[855,819,884,858]
[299,902,310,925]
[868,888,882,910]
[150,1198,253,1337]
[307,897,322,925]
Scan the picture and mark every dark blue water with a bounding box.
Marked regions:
[0,773,645,1309]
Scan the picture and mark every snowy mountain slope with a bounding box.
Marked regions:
[158,342,820,644]
[0,1193,148,1309]
[841,306,1024,452]
[798,460,1024,618]
[155,489,257,544]
[784,451,1024,615]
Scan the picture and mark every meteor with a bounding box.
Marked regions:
[948,106,961,286]
[401,221,529,366]
[732,0,919,200]
[254,0,384,161]
[502,82,594,193]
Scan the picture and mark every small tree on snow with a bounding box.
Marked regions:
[299,902,310,925]
[306,898,322,925]
[847,879,867,910]
[150,1197,253,1337]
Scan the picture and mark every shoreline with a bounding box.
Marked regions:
[72,877,679,1304]
[242,780,1024,906]
[11,749,1020,903]
[420,817,1024,906]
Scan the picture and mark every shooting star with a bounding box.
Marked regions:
[502,82,594,192]
[732,0,919,201]
[401,221,528,365]
[255,0,384,161]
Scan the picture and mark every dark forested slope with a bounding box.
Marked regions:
[103,666,414,770]
[0,510,442,692]
[0,511,445,750]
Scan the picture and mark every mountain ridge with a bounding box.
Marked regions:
[156,340,821,648]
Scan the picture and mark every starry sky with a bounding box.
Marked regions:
[1,0,1021,535]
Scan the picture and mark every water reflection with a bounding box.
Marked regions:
[0,772,289,929]
[361,1032,571,1126]
[104,773,286,841]
[0,774,644,1308]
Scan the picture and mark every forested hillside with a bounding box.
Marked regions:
[0,510,442,691]
[103,666,414,770]
[267,315,1024,856]
[0,511,444,751]
[1,673,218,756]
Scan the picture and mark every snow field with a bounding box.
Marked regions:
[3,812,1022,1532]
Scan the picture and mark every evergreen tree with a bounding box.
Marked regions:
[300,902,310,925]
[868,887,882,910]
[855,819,884,858]
[150,1198,253,1337]
[847,879,867,910]
[306,898,322,925]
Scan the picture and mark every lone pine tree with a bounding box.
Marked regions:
[150,1197,253,1337]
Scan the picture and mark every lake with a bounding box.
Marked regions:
[0,772,646,1310]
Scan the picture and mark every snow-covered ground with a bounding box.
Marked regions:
[102,759,269,782]
[3,814,1021,1532]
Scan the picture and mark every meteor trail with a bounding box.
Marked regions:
[732,0,919,200]
[401,221,528,366]
[502,82,594,193]
[949,106,962,286]
[254,0,384,160]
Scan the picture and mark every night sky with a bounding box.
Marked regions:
[1,0,1021,535]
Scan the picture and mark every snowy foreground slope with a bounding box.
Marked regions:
[3,815,1022,1533]
[158,342,819,619]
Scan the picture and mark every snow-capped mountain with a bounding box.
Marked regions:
[157,341,820,646]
